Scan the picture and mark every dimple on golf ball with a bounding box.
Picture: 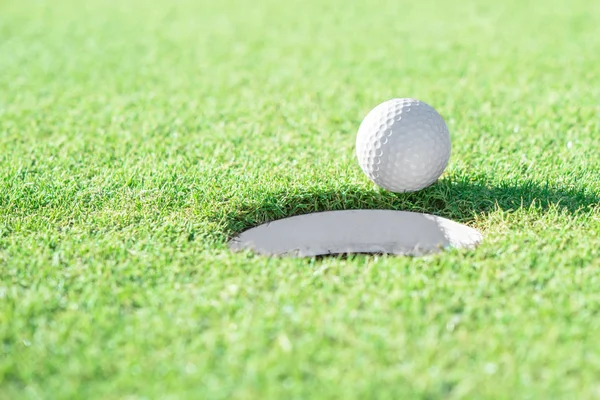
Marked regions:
[355,98,451,193]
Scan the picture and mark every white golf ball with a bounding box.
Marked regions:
[355,98,451,193]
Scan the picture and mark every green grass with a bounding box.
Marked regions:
[2,0,600,398]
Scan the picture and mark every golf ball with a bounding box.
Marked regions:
[355,98,451,192]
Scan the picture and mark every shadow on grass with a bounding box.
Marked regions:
[220,178,598,239]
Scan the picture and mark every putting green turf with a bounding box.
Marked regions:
[2,0,600,398]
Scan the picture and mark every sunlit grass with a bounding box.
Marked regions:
[1,0,600,398]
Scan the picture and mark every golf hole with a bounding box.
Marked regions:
[228,210,483,258]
